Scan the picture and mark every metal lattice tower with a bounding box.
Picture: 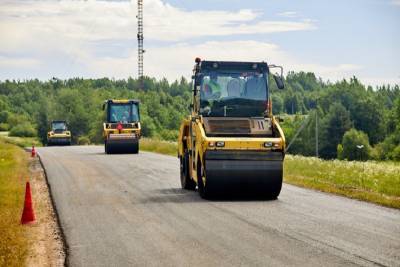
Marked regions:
[137,0,144,89]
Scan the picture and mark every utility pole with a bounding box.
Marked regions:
[137,0,144,89]
[315,107,319,158]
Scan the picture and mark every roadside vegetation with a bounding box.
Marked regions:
[0,132,41,148]
[284,155,400,209]
[141,138,177,156]
[0,139,29,266]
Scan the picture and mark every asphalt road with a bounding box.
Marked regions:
[37,146,400,267]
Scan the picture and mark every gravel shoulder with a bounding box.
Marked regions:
[26,154,65,267]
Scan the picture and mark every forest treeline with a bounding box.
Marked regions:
[0,72,399,161]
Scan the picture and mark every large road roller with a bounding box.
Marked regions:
[103,99,141,154]
[178,59,286,199]
[47,120,71,146]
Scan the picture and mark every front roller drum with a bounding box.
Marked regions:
[105,138,139,154]
[199,151,284,199]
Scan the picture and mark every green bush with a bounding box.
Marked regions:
[337,144,344,160]
[0,123,9,131]
[9,123,36,137]
[341,128,371,161]
[77,136,90,145]
[389,145,400,161]
[0,111,9,123]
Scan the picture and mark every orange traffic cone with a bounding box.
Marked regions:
[31,146,36,157]
[21,182,35,224]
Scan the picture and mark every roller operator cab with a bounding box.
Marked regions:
[47,120,71,146]
[178,59,286,199]
[103,99,141,154]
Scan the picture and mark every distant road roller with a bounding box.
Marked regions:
[102,99,141,154]
[47,120,71,146]
[178,59,286,199]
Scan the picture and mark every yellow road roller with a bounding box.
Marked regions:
[103,99,141,154]
[47,120,71,146]
[178,59,286,199]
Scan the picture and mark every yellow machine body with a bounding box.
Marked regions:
[47,120,71,146]
[178,60,286,199]
[103,99,141,154]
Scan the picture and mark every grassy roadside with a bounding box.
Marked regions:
[0,139,29,266]
[140,138,177,157]
[284,155,400,209]
[0,131,41,149]
[140,139,400,209]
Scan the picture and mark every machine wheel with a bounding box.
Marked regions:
[105,141,111,154]
[264,174,282,200]
[132,141,139,154]
[197,159,212,199]
[180,152,196,190]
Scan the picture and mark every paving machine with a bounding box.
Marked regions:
[47,120,71,146]
[178,58,286,199]
[103,99,141,154]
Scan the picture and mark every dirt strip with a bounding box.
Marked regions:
[26,154,65,266]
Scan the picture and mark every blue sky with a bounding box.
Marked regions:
[0,0,399,86]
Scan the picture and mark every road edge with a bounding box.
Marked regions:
[37,153,70,267]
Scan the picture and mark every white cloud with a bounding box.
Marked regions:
[82,40,366,85]
[391,0,400,6]
[0,56,42,68]
[277,11,299,18]
[0,0,316,46]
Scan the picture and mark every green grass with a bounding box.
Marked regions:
[284,155,400,209]
[140,138,177,157]
[0,139,29,266]
[0,131,41,148]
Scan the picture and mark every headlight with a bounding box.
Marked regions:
[264,142,281,149]
[264,142,273,148]
[216,141,225,147]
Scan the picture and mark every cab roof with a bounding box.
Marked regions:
[199,60,269,73]
[106,99,140,104]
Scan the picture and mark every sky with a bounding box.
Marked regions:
[0,0,399,86]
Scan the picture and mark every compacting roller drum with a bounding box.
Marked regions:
[178,59,286,199]
[102,99,141,154]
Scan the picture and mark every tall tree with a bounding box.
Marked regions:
[320,102,352,159]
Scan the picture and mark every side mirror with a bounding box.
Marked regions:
[102,103,106,110]
[269,64,285,89]
[273,74,284,90]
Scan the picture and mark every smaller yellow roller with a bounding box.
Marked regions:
[47,120,71,146]
[102,99,141,154]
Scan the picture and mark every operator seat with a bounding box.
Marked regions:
[245,78,266,99]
